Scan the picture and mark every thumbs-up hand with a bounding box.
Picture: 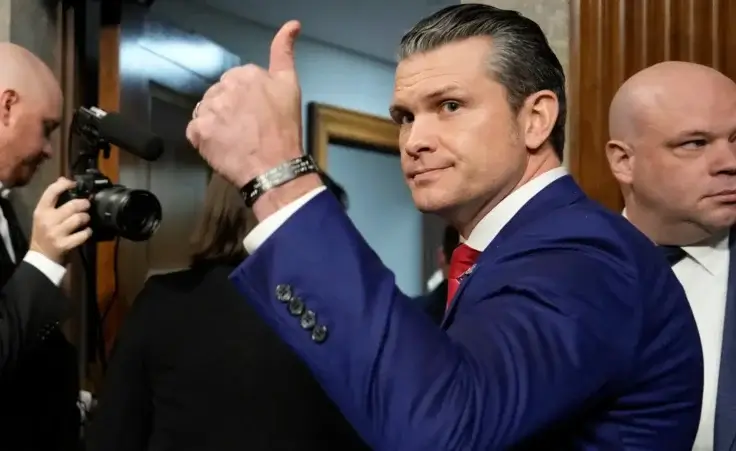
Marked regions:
[186,21,306,192]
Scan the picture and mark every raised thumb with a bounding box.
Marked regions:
[269,20,301,76]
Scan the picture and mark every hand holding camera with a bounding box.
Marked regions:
[29,177,92,264]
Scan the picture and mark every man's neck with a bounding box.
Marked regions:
[452,153,561,239]
[624,201,726,246]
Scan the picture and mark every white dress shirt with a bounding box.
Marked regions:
[621,209,728,451]
[244,166,568,255]
[0,185,66,286]
[675,235,729,451]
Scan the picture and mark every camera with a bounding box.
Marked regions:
[57,169,161,242]
[59,106,165,242]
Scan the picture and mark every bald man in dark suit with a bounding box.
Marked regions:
[0,43,92,451]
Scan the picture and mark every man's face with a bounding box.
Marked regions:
[391,37,527,218]
[0,88,61,188]
[629,79,736,236]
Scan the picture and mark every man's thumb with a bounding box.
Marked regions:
[269,20,300,76]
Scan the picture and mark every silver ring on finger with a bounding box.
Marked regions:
[192,101,201,119]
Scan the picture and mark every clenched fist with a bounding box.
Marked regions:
[186,21,321,219]
[29,177,91,264]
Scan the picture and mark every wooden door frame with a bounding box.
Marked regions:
[567,0,623,211]
[87,1,240,387]
[567,0,582,185]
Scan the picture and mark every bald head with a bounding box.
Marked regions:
[606,61,736,245]
[0,43,62,188]
[609,61,736,142]
[0,43,60,102]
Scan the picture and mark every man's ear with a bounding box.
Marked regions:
[605,139,635,184]
[0,89,19,127]
[521,90,558,151]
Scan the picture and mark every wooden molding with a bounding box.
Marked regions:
[567,0,736,213]
[567,0,581,184]
[96,24,125,355]
[306,102,399,169]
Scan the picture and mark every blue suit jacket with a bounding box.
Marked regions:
[231,175,704,450]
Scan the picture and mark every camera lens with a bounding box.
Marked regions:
[93,187,162,241]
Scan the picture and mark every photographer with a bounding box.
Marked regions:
[2,179,91,366]
[0,43,91,451]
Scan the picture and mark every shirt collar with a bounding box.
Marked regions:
[0,182,9,199]
[464,167,568,251]
[621,208,729,275]
[682,232,730,275]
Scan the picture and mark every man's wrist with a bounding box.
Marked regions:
[251,173,323,222]
[24,250,67,286]
[28,243,62,265]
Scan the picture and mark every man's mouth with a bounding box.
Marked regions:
[409,167,448,180]
[708,190,736,202]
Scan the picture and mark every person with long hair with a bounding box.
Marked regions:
[86,173,367,451]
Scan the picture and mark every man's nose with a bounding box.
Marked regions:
[402,116,436,158]
[709,139,736,175]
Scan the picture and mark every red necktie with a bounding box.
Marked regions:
[446,243,481,309]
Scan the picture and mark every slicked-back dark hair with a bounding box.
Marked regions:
[398,3,566,160]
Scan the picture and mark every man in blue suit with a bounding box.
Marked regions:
[606,61,736,451]
[186,4,703,450]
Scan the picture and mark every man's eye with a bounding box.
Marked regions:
[400,114,414,125]
[441,101,460,112]
[681,139,707,149]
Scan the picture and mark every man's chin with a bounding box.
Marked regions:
[9,171,35,188]
[704,214,736,233]
[12,173,33,188]
[20,161,46,184]
[413,196,456,215]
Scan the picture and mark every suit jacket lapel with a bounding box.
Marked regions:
[440,263,478,328]
[440,176,584,328]
[1,198,27,257]
[0,237,14,287]
[715,230,736,451]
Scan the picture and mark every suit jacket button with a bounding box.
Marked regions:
[275,284,293,302]
[288,297,305,316]
[311,324,328,343]
[300,310,316,329]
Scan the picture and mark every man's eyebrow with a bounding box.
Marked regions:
[389,85,464,116]
[674,130,712,139]
[424,85,463,101]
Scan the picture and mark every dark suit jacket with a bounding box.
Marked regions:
[0,218,79,450]
[86,263,369,451]
[229,175,704,450]
[413,279,447,325]
[715,230,736,451]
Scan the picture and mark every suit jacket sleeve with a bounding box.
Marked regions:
[86,278,157,451]
[0,261,68,372]
[230,191,647,450]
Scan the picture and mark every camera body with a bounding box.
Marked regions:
[57,169,162,242]
[64,106,165,243]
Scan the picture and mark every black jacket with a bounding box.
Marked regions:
[87,263,369,451]
[0,200,80,451]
